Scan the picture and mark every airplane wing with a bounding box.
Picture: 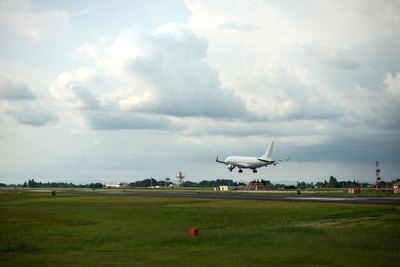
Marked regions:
[236,163,251,168]
[215,157,250,168]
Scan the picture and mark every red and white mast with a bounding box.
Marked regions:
[177,171,185,187]
[376,161,381,192]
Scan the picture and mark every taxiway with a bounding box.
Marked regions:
[20,189,400,205]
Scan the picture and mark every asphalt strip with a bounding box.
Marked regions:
[286,197,358,201]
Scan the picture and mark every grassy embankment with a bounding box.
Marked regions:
[1,191,399,266]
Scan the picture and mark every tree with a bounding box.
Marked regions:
[329,176,338,188]
[90,183,103,188]
[285,185,296,190]
[297,181,306,189]
[183,181,198,187]
[28,179,38,188]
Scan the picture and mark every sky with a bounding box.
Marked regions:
[0,0,399,185]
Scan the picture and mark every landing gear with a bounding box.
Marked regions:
[252,169,257,173]
[227,165,235,172]
[238,169,243,173]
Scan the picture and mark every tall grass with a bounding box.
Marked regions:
[1,191,399,266]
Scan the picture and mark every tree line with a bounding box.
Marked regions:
[129,178,243,188]
[1,177,399,189]
[4,179,104,189]
[294,176,400,189]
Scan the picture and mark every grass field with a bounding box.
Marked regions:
[1,191,399,266]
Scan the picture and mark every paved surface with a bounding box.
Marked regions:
[17,189,400,205]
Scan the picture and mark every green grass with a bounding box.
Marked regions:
[1,191,399,266]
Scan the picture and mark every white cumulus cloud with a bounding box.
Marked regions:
[0,0,70,41]
[383,72,400,104]
[51,23,248,131]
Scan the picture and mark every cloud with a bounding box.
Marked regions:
[186,1,351,123]
[50,68,100,110]
[219,22,257,31]
[186,0,400,118]
[6,104,58,126]
[130,23,248,118]
[86,111,181,131]
[0,75,58,126]
[383,72,400,104]
[0,75,37,101]
[0,0,69,41]
[51,23,248,131]
[342,76,400,131]
[80,8,94,15]
[311,0,400,45]
[303,41,361,69]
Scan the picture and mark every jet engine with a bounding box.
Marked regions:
[227,165,235,172]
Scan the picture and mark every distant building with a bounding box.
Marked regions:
[118,182,129,188]
[393,182,400,193]
[216,185,237,191]
[104,182,130,189]
[238,181,276,191]
[348,188,360,194]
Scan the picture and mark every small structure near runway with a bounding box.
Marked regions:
[238,181,276,191]
[104,182,130,189]
[348,188,361,194]
[215,185,237,191]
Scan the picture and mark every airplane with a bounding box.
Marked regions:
[216,141,289,173]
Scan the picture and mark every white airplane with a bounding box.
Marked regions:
[216,141,289,173]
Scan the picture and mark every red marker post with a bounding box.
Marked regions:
[190,228,199,238]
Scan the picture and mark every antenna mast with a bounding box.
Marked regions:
[177,172,185,187]
[376,161,381,192]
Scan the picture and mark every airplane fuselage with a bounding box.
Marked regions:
[224,156,272,169]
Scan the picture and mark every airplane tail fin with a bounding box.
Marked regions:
[260,141,274,161]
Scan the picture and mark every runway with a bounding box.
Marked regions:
[20,189,400,205]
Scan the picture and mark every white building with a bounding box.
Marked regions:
[217,185,237,191]
[105,182,130,189]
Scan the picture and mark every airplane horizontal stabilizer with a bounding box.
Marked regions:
[216,156,226,164]
[275,156,290,163]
